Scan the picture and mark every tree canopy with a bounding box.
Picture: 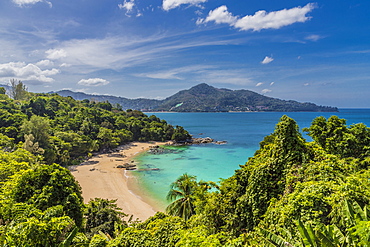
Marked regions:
[0,86,192,245]
[0,88,369,246]
[0,89,191,166]
[8,79,28,101]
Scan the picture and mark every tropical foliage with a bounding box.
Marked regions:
[0,81,369,246]
[166,173,197,221]
[0,82,191,167]
[100,114,369,246]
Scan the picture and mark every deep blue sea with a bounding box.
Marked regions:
[134,109,370,208]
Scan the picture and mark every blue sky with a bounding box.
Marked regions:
[0,0,369,107]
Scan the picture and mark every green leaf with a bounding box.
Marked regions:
[58,227,78,247]
[297,219,317,247]
[259,228,294,247]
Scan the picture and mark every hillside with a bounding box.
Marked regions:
[54,90,161,111]
[158,83,338,112]
[53,83,338,112]
[0,89,190,167]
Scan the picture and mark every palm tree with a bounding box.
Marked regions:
[165,173,197,221]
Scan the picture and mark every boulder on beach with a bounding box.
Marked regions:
[116,163,137,170]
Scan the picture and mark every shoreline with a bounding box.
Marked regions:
[124,167,167,213]
[70,141,169,221]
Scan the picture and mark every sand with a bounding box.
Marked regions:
[71,142,168,221]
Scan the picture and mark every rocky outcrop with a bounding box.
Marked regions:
[190,137,214,144]
[174,137,227,145]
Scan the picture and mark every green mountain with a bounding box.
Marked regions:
[54,83,338,112]
[158,83,338,112]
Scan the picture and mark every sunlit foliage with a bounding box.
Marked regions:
[0,89,369,246]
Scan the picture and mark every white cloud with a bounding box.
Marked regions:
[13,0,42,5]
[119,0,140,16]
[0,62,59,83]
[261,89,272,94]
[195,10,203,16]
[77,78,110,87]
[36,59,54,67]
[196,69,255,86]
[256,82,263,87]
[140,71,182,80]
[270,82,275,86]
[13,0,52,7]
[201,3,315,31]
[45,49,67,60]
[163,0,207,11]
[60,63,71,67]
[349,50,370,54]
[49,34,241,72]
[136,65,214,80]
[42,68,59,76]
[305,34,322,42]
[261,56,274,64]
[119,0,135,11]
[235,4,315,31]
[133,65,257,90]
[198,5,237,25]
[304,83,310,86]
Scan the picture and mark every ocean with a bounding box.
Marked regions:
[134,109,370,208]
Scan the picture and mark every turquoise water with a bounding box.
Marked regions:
[134,109,370,207]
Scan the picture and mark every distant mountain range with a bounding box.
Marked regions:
[52,90,161,111]
[51,83,338,112]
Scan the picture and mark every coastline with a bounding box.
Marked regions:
[70,141,168,221]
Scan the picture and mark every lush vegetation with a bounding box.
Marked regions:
[0,82,191,167]
[0,81,369,246]
[55,83,338,112]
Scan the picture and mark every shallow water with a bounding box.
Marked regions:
[133,109,370,207]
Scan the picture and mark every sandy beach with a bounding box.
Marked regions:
[71,142,168,221]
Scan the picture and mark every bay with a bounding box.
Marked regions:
[134,109,370,208]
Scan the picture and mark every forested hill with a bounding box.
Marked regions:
[156,83,338,112]
[53,83,338,112]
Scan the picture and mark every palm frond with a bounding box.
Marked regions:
[297,219,317,247]
[165,173,197,221]
[259,227,294,247]
[166,189,184,201]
